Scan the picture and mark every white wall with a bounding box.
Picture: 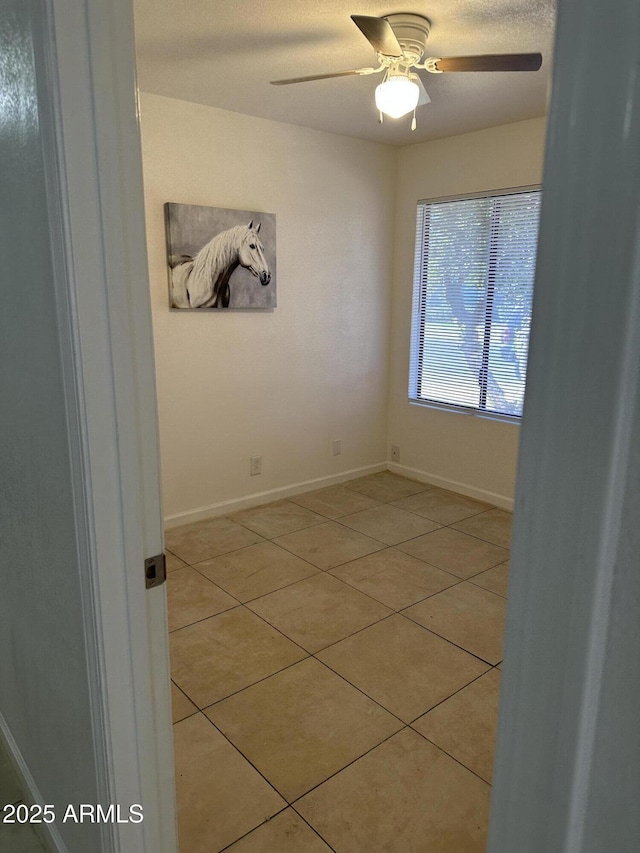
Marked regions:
[139,93,396,523]
[140,97,547,519]
[387,117,548,506]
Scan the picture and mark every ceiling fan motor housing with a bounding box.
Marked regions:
[383,14,431,64]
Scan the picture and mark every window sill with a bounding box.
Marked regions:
[408,398,521,425]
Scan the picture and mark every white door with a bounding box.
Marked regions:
[0,0,176,851]
[489,0,640,848]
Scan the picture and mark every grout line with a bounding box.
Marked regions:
[289,542,387,572]
[199,711,291,801]
[410,728,494,787]
[401,575,509,602]
[212,795,341,853]
[287,726,409,808]
[245,584,397,654]
[231,517,327,541]
[188,653,311,713]
[245,583,395,626]
[311,651,412,729]
[169,563,244,604]
[311,628,494,730]
[307,609,400,656]
[192,565,322,608]
[387,504,492,524]
[215,803,290,853]
[167,474,508,851]
[316,503,510,554]
[328,514,436,548]
[164,547,188,568]
[167,601,243,635]
[289,806,339,853]
[166,489,509,563]
[397,609,500,667]
[326,562,468,611]
[171,597,498,717]
[186,562,247,599]
[199,656,406,804]
[238,599,328,652]
[467,575,509,598]
[170,679,198,714]
[170,578,500,686]
[182,661,409,820]
[181,526,505,608]
[406,666,497,722]
[187,538,323,594]
[162,535,269,567]
[446,517,511,550]
[322,539,505,583]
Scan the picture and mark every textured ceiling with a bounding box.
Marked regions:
[133,0,556,145]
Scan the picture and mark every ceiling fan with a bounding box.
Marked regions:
[271,14,542,130]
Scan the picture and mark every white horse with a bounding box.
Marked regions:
[170,220,271,308]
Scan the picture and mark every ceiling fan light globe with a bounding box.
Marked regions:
[375,76,420,118]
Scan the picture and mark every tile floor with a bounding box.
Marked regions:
[166,472,511,853]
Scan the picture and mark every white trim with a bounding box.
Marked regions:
[44,0,175,850]
[164,462,388,527]
[416,182,541,206]
[408,398,521,426]
[387,463,514,510]
[489,0,640,847]
[36,9,115,852]
[0,713,67,853]
[164,460,512,528]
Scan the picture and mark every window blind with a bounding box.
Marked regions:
[409,189,541,418]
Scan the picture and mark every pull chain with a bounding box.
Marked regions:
[411,109,417,132]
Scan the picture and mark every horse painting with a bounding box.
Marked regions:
[169,220,272,309]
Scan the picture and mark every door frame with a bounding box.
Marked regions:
[39,0,176,849]
[489,0,640,848]
[35,0,640,849]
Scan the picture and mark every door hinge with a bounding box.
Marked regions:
[145,553,167,589]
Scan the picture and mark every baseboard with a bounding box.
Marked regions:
[164,461,388,527]
[164,459,513,527]
[387,462,514,511]
[0,712,68,853]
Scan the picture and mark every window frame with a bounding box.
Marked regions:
[408,184,542,423]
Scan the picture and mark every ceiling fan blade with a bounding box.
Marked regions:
[271,67,376,85]
[434,53,542,72]
[351,15,403,58]
[412,73,431,106]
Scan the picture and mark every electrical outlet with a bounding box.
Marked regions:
[391,445,400,463]
[332,439,342,456]
[250,455,262,476]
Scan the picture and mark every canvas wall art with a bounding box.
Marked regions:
[165,202,276,309]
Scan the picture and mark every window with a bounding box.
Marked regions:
[409,188,541,418]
